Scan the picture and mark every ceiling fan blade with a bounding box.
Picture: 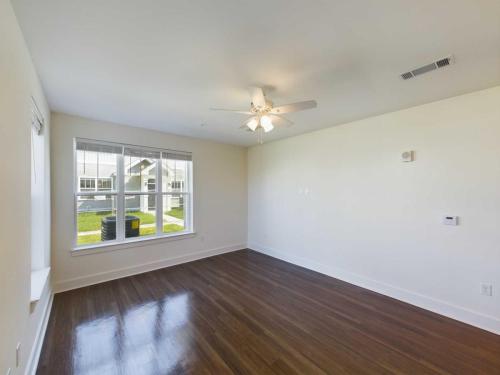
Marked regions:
[210,108,252,115]
[270,114,293,127]
[270,100,317,114]
[239,124,253,132]
[248,86,266,109]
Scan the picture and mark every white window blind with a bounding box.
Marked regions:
[124,147,162,159]
[162,151,192,161]
[76,140,122,155]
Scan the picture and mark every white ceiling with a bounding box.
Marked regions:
[13,0,500,146]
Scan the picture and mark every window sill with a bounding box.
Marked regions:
[71,231,196,256]
[31,267,50,303]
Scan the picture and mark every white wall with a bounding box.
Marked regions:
[248,86,500,334]
[51,112,247,291]
[0,0,51,373]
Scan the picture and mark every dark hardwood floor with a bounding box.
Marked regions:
[38,249,500,374]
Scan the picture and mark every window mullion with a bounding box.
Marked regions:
[187,161,193,232]
[156,158,162,235]
[116,151,125,241]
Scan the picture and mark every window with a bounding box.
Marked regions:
[97,178,113,191]
[75,139,192,248]
[79,178,96,191]
[170,181,184,190]
[78,177,113,198]
[78,174,115,203]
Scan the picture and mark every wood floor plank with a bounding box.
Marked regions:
[37,249,500,374]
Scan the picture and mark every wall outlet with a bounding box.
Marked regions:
[16,343,21,367]
[480,283,493,296]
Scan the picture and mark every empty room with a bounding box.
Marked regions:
[2,0,500,374]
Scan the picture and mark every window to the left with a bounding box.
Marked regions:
[75,141,120,246]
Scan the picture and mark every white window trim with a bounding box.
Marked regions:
[73,138,194,252]
[72,232,197,256]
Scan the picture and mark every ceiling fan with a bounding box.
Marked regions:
[211,87,317,143]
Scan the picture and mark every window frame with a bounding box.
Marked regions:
[73,138,194,251]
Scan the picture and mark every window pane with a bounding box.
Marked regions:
[125,195,156,238]
[162,159,188,192]
[163,194,186,234]
[77,195,116,246]
[124,155,157,192]
[80,178,95,191]
[77,150,117,192]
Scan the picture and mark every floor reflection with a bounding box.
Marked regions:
[74,315,119,374]
[73,292,191,375]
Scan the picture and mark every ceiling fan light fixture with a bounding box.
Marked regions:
[210,86,317,143]
[260,115,274,132]
[246,117,259,131]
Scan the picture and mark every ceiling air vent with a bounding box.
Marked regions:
[400,55,454,80]
[435,57,451,68]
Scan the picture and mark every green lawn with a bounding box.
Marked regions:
[139,224,184,236]
[77,233,101,245]
[165,207,184,219]
[127,210,156,224]
[77,211,114,232]
[77,210,156,232]
[77,222,184,245]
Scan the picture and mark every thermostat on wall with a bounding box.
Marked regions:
[443,216,459,226]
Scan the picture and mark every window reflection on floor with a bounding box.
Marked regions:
[74,293,190,375]
[74,316,119,374]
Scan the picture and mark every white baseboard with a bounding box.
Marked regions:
[26,285,54,375]
[249,243,500,336]
[54,244,245,293]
